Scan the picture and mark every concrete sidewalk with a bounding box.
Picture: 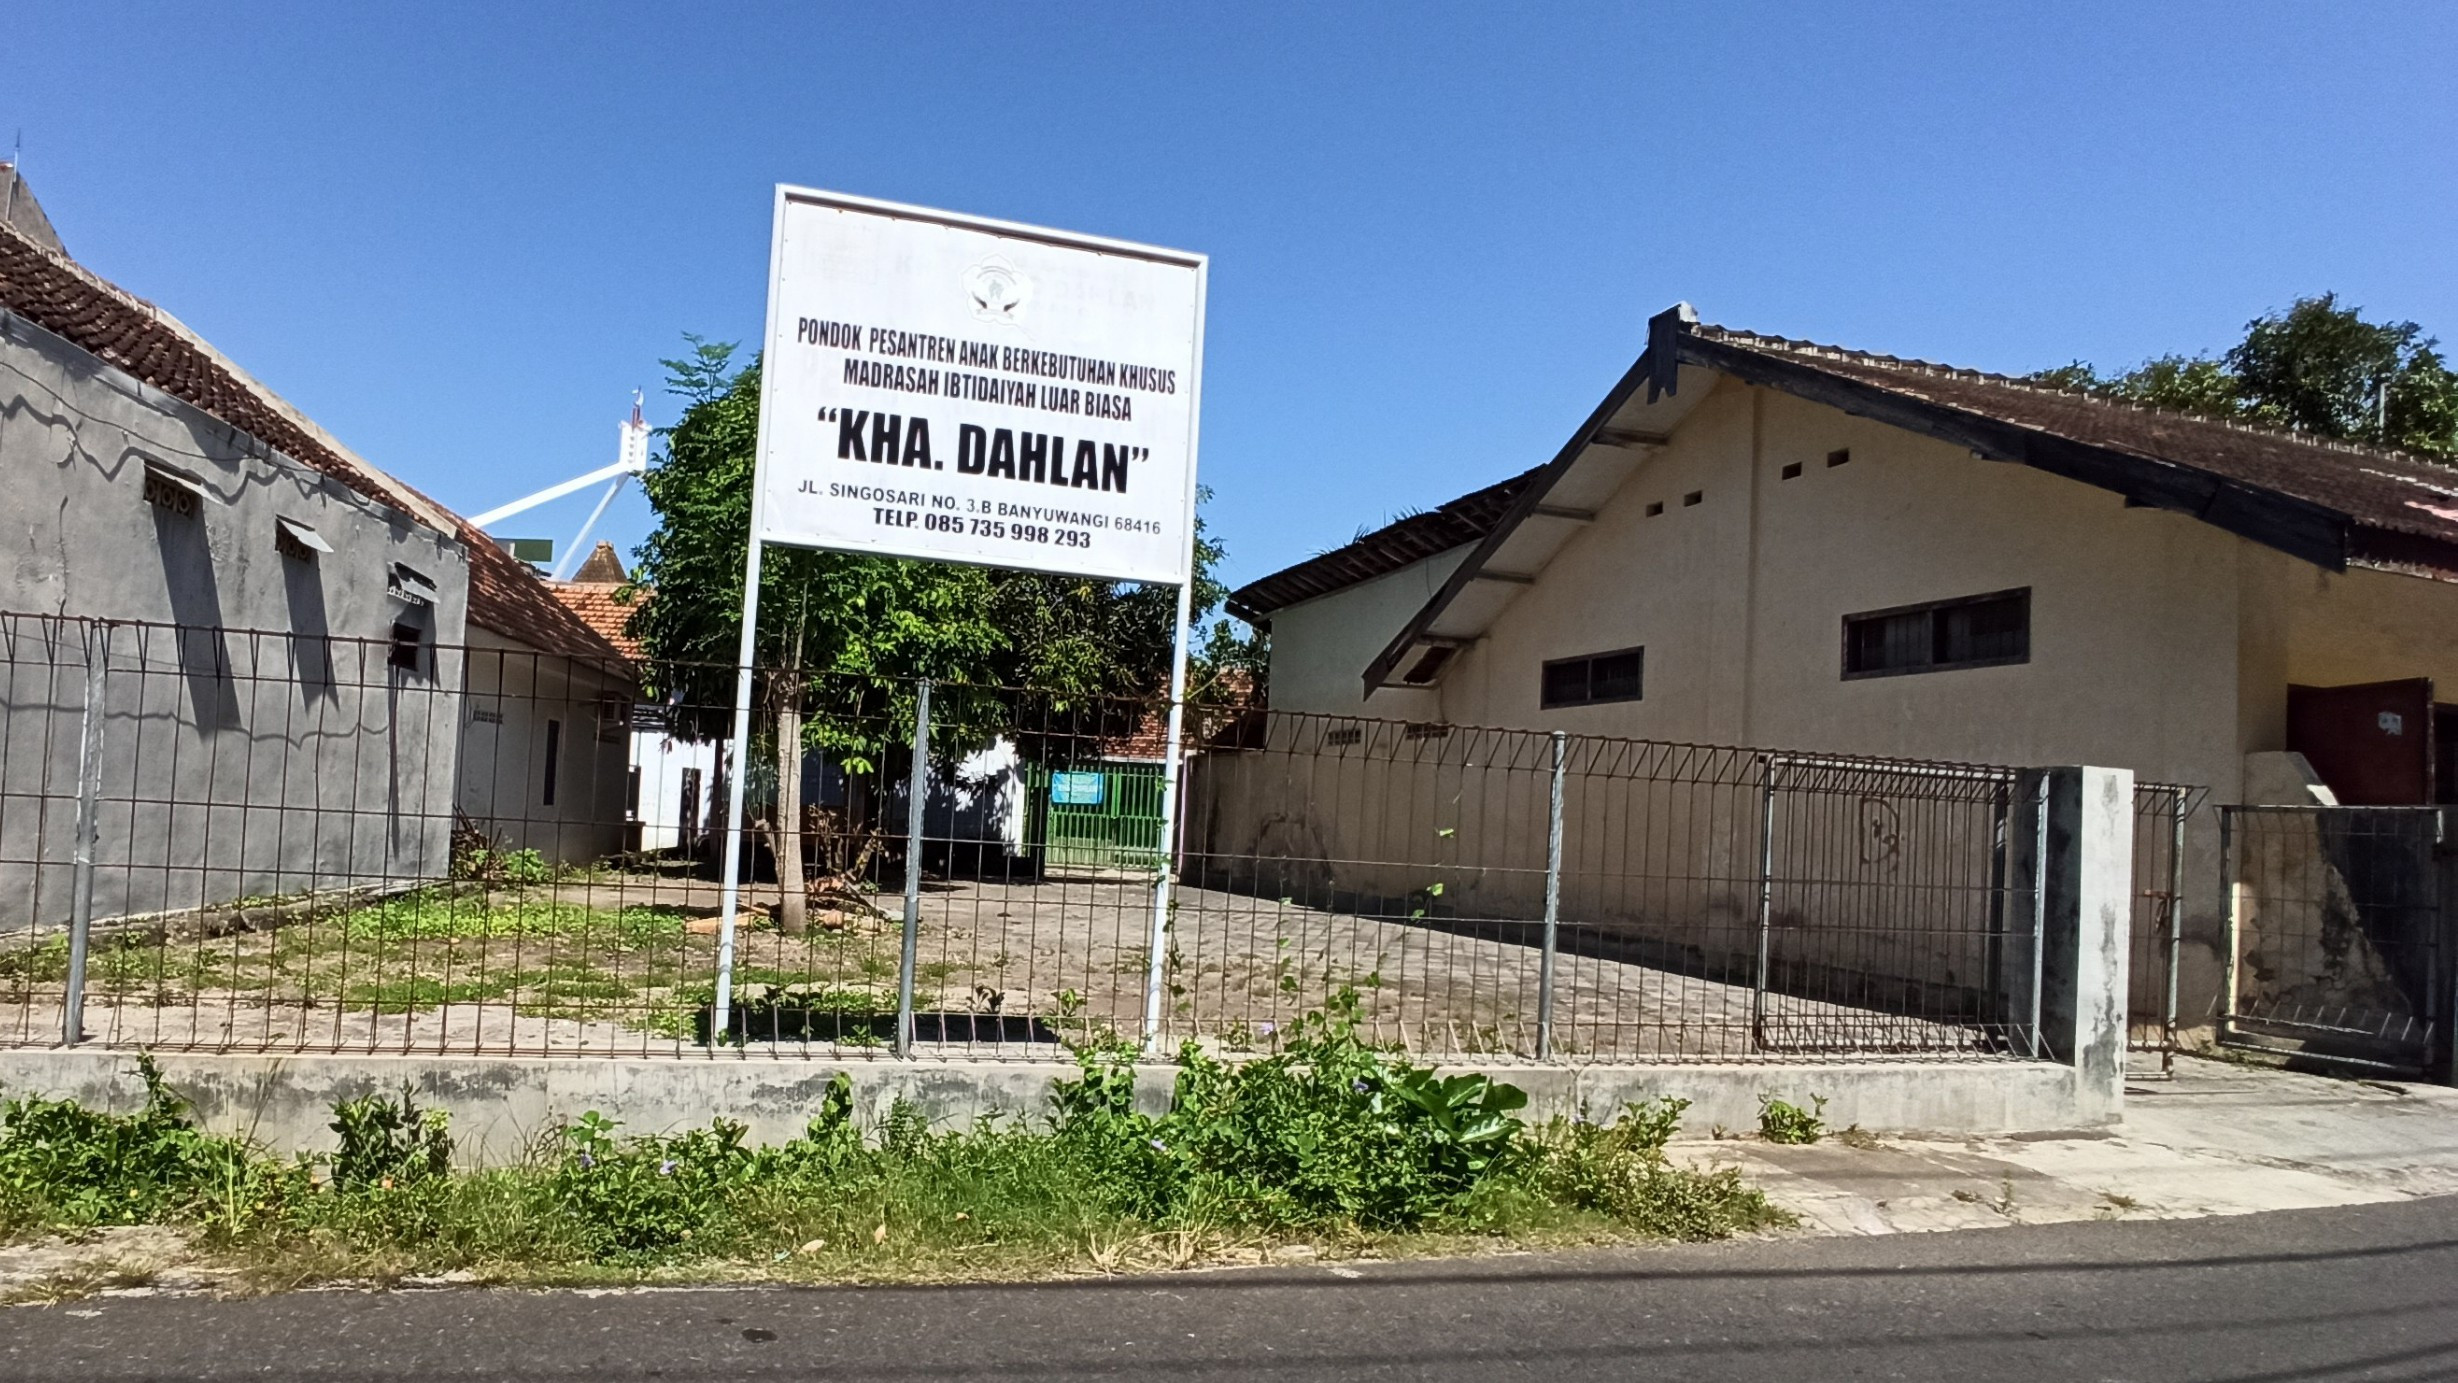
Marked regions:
[1699,1054,2458,1234]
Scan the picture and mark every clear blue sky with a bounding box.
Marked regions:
[12,3,2455,598]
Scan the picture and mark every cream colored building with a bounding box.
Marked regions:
[1223,305,2458,1030]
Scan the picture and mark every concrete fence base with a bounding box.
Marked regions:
[0,763,2135,1162]
[0,1048,2097,1165]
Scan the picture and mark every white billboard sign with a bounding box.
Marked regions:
[753,187,1207,586]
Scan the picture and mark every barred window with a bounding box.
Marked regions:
[1541,647,1644,709]
[1844,589,2029,678]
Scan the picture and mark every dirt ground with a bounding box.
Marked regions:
[0,868,1981,1063]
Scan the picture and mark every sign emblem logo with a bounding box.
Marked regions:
[963,256,1031,325]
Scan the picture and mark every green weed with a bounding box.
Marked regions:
[451,846,553,885]
[1757,1094,1828,1145]
[0,1055,291,1237]
[340,977,515,1014]
[0,1016,1781,1283]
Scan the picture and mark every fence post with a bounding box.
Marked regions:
[1536,731,1566,1060]
[2163,790,2187,1070]
[1750,756,1778,1050]
[2029,771,2051,1060]
[63,622,108,1048]
[894,679,932,1059]
[2217,807,2238,1046]
[2028,766,2135,1123]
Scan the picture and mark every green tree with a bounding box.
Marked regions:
[627,339,1006,933]
[2031,295,2458,461]
[2228,294,2458,455]
[626,338,1265,919]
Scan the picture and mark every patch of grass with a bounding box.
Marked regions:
[0,936,71,989]
[0,1008,1782,1289]
[338,894,691,945]
[526,967,637,1001]
[628,972,903,1043]
[340,976,517,1014]
[451,845,554,886]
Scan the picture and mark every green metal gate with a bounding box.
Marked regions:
[1030,760,1167,871]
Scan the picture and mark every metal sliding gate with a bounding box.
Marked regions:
[2128,783,2197,1065]
[2218,804,2452,1075]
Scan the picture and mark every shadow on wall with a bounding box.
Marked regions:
[281,555,335,703]
[147,475,240,733]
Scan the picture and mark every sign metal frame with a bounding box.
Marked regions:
[712,187,1209,1048]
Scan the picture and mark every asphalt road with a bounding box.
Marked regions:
[4,1198,2456,1382]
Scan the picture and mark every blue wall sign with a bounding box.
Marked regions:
[1050,771,1106,806]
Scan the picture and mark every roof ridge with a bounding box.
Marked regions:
[1695,321,2449,473]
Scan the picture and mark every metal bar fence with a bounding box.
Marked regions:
[0,612,2064,1065]
[2216,803,2449,1074]
[2126,782,2200,1068]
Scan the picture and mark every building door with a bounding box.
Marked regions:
[2288,679,2436,805]
[679,767,704,847]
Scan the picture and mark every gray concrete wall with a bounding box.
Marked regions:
[0,1047,2097,1165]
[0,310,472,928]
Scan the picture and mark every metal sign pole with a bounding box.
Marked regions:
[1535,730,1566,1060]
[710,193,793,1050]
[1140,577,1195,1049]
[895,679,933,1058]
[709,544,765,1049]
[1137,254,1209,1053]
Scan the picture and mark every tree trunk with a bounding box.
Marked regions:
[773,677,808,936]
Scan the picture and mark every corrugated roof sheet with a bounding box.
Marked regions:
[1227,466,1542,620]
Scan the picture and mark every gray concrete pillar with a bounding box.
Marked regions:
[2017,765,2135,1124]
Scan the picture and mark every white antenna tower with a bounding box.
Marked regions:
[468,390,650,578]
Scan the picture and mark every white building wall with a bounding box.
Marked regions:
[456,629,632,867]
[629,726,721,855]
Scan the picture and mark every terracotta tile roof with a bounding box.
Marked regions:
[548,579,644,662]
[571,540,628,584]
[460,526,630,665]
[0,216,439,526]
[0,212,630,668]
[1690,324,2458,561]
[1227,466,1542,621]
